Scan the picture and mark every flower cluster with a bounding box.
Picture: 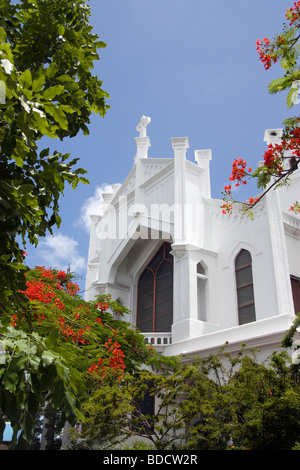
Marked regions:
[289,202,300,214]
[226,158,252,190]
[96,301,109,312]
[14,267,83,333]
[248,197,259,205]
[256,38,277,70]
[57,315,86,344]
[88,339,126,381]
[263,145,284,173]
[286,1,300,25]
[22,279,56,304]
[7,263,160,388]
[262,127,300,174]
[221,202,233,215]
[256,37,279,70]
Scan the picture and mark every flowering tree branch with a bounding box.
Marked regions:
[222,2,300,216]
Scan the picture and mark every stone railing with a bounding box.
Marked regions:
[143,332,172,348]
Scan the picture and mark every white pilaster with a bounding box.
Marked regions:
[134,116,151,210]
[171,137,189,244]
[266,189,294,316]
[194,149,212,199]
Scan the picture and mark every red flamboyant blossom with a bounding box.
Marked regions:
[289,203,300,214]
[256,38,276,70]
[88,339,126,381]
[286,1,300,25]
[96,301,109,312]
[227,158,251,188]
[262,127,300,174]
[221,202,233,215]
[12,266,132,381]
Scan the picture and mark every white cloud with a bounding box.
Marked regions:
[78,183,120,232]
[36,233,86,274]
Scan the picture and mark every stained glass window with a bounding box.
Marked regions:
[137,242,173,332]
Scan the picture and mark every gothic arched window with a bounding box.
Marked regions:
[137,242,173,332]
[235,249,256,325]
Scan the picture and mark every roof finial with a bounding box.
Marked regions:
[136,115,151,137]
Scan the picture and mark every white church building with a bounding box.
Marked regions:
[84,116,300,361]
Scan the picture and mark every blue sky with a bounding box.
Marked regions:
[24,0,294,294]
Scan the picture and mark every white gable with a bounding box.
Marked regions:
[85,116,300,360]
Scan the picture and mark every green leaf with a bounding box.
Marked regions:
[12,355,27,372]
[42,85,64,101]
[56,74,74,82]
[32,111,50,134]
[45,63,58,79]
[0,26,7,43]
[19,184,34,194]
[40,350,56,368]
[79,176,90,185]
[61,171,75,181]
[2,369,18,392]
[44,104,68,129]
[12,155,24,167]
[287,86,298,108]
[60,105,75,114]
[39,147,50,158]
[95,40,107,49]
[52,379,66,409]
[32,73,45,92]
[63,391,77,424]
[20,410,34,443]
[268,77,291,94]
[45,328,59,349]
[51,108,68,130]
[19,69,32,89]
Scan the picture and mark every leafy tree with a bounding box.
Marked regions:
[222,2,300,217]
[73,344,300,451]
[181,347,300,451]
[76,360,193,450]
[0,0,110,447]
[0,265,176,448]
[0,0,109,315]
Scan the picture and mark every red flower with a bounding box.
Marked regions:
[56,270,67,281]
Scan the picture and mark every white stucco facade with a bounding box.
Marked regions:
[84,117,300,361]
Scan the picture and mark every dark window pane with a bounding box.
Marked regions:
[235,250,256,325]
[236,266,253,289]
[235,249,251,270]
[237,284,255,308]
[155,261,173,332]
[132,381,154,433]
[197,263,205,275]
[137,269,154,332]
[238,304,256,325]
[136,242,173,333]
[291,276,300,314]
[148,245,164,272]
[165,242,173,261]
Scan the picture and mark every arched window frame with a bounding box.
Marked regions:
[235,249,256,325]
[136,242,173,332]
